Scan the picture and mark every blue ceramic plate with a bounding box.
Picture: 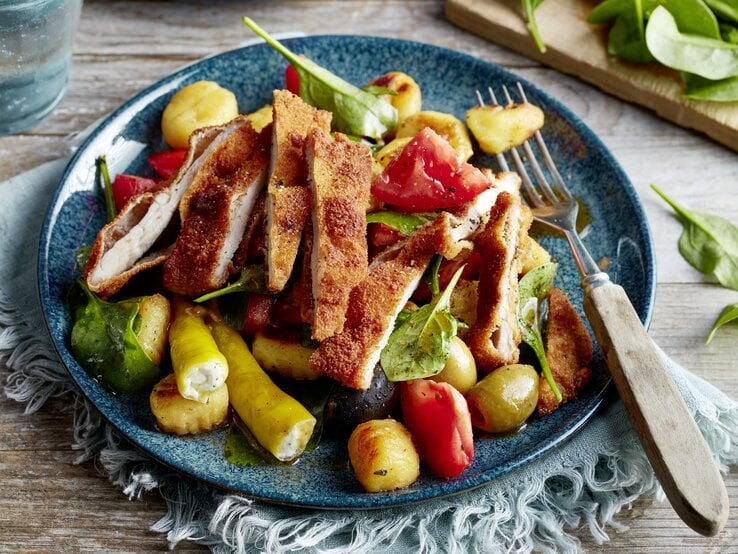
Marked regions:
[38,36,655,509]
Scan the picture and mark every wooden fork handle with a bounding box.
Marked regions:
[583,282,729,536]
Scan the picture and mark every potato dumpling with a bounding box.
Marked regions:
[466,364,539,433]
[518,235,552,275]
[431,336,477,394]
[374,137,412,168]
[395,111,474,162]
[348,419,420,493]
[251,329,320,380]
[135,293,171,365]
[245,104,273,132]
[466,102,544,155]
[161,80,239,148]
[150,373,229,436]
[365,71,422,123]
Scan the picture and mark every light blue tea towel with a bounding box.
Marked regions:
[1,159,737,553]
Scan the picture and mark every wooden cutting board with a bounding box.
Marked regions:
[445,0,738,152]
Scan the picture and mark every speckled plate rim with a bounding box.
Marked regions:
[38,35,656,510]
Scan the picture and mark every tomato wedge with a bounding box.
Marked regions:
[371,127,490,212]
[147,149,187,179]
[111,174,158,212]
[401,379,474,478]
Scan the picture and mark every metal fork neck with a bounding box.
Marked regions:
[563,230,612,291]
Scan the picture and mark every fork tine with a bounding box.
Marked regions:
[507,143,546,209]
[476,88,510,173]
[516,82,574,202]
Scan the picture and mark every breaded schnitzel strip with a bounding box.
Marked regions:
[537,287,593,415]
[265,90,332,292]
[307,130,372,341]
[310,227,437,390]
[465,191,525,372]
[84,121,238,298]
[163,118,270,296]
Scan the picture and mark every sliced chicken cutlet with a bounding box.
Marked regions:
[537,287,593,416]
[163,117,270,297]
[465,189,528,373]
[309,226,437,390]
[265,90,332,292]
[307,130,372,341]
[84,121,241,298]
[310,177,514,390]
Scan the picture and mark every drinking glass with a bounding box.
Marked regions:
[0,0,82,136]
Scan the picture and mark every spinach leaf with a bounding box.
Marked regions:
[194,264,267,302]
[683,71,738,100]
[70,280,160,394]
[523,0,548,53]
[720,23,738,44]
[608,8,655,62]
[243,18,397,140]
[645,6,738,80]
[362,85,398,97]
[381,266,464,381]
[706,303,738,344]
[517,262,562,402]
[651,184,738,291]
[366,211,430,235]
[705,0,738,25]
[224,416,283,467]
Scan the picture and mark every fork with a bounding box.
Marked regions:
[478,83,729,537]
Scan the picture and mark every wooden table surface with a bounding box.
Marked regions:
[1,1,737,551]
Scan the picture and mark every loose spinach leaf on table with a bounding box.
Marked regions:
[706,303,738,344]
[381,266,464,382]
[242,17,397,140]
[651,184,738,291]
[517,262,562,402]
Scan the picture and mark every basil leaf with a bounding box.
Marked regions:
[652,184,738,291]
[195,264,267,302]
[706,303,738,344]
[366,211,428,235]
[70,281,160,394]
[645,6,738,80]
[516,263,562,402]
[243,18,397,140]
[381,266,464,381]
[683,72,738,100]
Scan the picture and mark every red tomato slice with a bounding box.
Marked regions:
[242,294,274,334]
[400,379,474,478]
[285,64,300,96]
[371,128,490,212]
[367,222,406,257]
[112,174,158,212]
[146,149,187,179]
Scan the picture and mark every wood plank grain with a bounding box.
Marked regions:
[445,0,738,153]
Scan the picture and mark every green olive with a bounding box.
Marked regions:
[431,336,477,394]
[466,364,539,433]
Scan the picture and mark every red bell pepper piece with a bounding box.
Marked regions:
[371,128,490,212]
[242,294,274,334]
[285,63,300,96]
[400,379,474,478]
[147,149,187,179]
[111,174,158,212]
